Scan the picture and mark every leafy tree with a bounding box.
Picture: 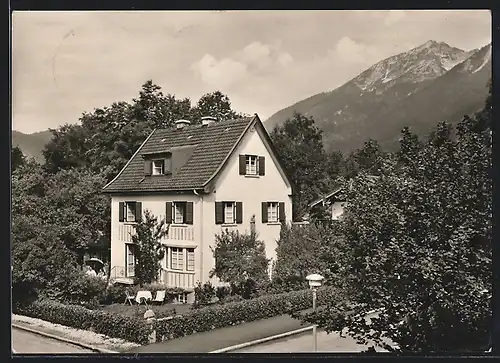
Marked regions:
[272,221,341,291]
[12,214,80,305]
[12,146,26,172]
[298,111,492,352]
[131,210,169,285]
[191,91,245,122]
[270,113,333,220]
[210,227,270,296]
[12,163,109,257]
[343,138,386,179]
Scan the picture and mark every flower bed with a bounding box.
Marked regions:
[14,299,151,345]
[155,286,341,341]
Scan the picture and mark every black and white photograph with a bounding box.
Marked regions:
[11,10,492,354]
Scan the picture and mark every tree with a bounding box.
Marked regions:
[343,138,386,179]
[270,113,333,220]
[298,112,492,352]
[191,91,245,122]
[210,225,270,297]
[272,221,343,291]
[12,146,25,172]
[12,163,109,256]
[131,210,169,285]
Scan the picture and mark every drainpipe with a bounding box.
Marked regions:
[193,189,204,283]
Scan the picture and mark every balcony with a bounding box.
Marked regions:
[159,270,195,290]
[118,224,194,243]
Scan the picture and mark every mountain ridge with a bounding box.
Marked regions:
[265,40,491,154]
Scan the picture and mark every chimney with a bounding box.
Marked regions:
[201,116,217,126]
[175,119,191,129]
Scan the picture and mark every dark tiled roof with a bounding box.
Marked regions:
[103,117,255,193]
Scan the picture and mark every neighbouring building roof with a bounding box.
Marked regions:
[103,115,271,193]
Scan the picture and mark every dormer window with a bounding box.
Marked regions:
[152,160,165,175]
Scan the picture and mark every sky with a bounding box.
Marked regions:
[12,10,491,134]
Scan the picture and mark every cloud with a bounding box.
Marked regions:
[333,36,381,65]
[190,54,248,89]
[277,52,293,67]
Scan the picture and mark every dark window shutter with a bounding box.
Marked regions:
[258,156,265,176]
[215,202,224,224]
[239,155,246,175]
[119,202,124,222]
[165,157,172,174]
[135,202,142,222]
[185,202,194,225]
[262,202,268,223]
[144,160,152,176]
[166,202,172,223]
[279,202,286,222]
[235,202,243,224]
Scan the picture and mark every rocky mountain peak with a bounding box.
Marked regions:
[352,40,470,92]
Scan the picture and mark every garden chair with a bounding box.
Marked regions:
[152,290,166,305]
[124,290,136,306]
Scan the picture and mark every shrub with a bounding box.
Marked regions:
[66,273,108,304]
[193,281,217,309]
[14,299,150,345]
[103,284,129,304]
[155,286,343,341]
[215,286,231,301]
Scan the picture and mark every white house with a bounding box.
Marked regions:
[102,115,293,302]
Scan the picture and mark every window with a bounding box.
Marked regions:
[176,293,188,304]
[168,247,195,272]
[246,155,258,175]
[173,202,185,224]
[187,248,195,271]
[267,202,278,223]
[224,202,235,224]
[152,159,165,175]
[120,201,140,223]
[262,201,285,223]
[171,247,183,270]
[126,244,135,277]
[239,155,265,176]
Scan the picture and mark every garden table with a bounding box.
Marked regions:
[136,290,153,306]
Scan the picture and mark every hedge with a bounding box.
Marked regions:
[14,299,151,345]
[155,286,342,341]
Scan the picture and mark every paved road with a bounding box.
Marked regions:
[12,327,93,354]
[232,329,390,353]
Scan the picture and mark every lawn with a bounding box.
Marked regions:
[98,302,192,319]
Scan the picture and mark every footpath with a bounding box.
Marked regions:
[129,313,312,353]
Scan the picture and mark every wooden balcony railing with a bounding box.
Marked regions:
[118,224,195,242]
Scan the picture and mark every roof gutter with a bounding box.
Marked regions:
[102,128,157,193]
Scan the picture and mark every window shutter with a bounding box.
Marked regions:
[166,202,172,223]
[239,155,246,175]
[135,202,142,222]
[119,202,124,222]
[262,202,268,223]
[144,160,152,176]
[165,157,172,174]
[185,202,194,225]
[258,156,265,176]
[279,202,286,222]
[235,202,243,224]
[215,202,224,224]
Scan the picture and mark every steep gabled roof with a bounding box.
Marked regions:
[103,116,258,193]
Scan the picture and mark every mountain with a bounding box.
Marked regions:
[12,130,53,163]
[265,40,491,154]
